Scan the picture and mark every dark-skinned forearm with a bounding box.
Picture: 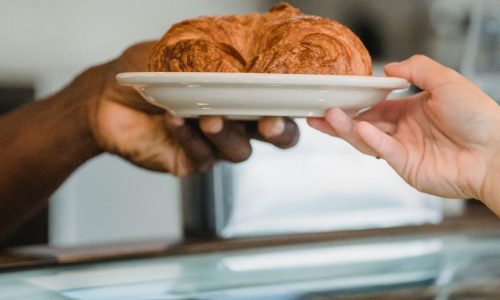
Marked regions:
[0,68,102,239]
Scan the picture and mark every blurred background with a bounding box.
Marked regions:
[0,0,498,247]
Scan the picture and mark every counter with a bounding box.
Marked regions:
[0,205,497,299]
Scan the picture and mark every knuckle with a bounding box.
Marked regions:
[197,161,215,173]
[227,147,253,163]
[409,54,430,64]
[193,151,216,170]
[442,67,461,80]
[176,168,190,177]
[185,158,215,175]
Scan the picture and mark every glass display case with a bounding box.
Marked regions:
[1,229,500,299]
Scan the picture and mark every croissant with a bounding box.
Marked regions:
[149,3,372,76]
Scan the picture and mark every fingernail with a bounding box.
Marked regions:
[269,117,286,137]
[201,116,223,134]
[385,61,402,68]
[166,115,185,127]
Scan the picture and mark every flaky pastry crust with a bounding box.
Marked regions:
[149,3,371,75]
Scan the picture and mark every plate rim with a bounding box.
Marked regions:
[116,72,410,89]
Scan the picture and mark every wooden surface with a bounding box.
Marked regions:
[0,204,498,272]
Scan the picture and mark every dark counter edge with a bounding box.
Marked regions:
[0,205,497,272]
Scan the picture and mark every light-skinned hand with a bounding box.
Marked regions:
[308,55,500,214]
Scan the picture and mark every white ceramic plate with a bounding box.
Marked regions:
[116,72,410,119]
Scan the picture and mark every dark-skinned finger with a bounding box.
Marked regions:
[244,117,299,148]
[256,117,299,149]
[199,116,253,163]
[164,114,216,171]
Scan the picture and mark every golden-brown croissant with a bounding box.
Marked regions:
[149,3,372,75]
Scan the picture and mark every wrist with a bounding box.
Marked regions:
[46,65,106,161]
[478,108,500,215]
[480,149,500,215]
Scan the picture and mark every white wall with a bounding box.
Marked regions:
[0,0,274,85]
[0,0,273,246]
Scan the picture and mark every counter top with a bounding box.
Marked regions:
[0,203,497,271]
[0,221,499,299]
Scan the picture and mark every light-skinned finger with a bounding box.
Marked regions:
[356,121,407,172]
[384,55,463,91]
[307,117,338,136]
[324,108,378,156]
